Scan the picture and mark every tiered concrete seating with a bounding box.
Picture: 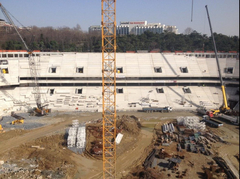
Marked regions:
[0,52,238,113]
[187,57,203,77]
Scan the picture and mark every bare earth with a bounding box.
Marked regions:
[0,111,239,179]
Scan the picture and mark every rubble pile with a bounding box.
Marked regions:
[0,160,65,179]
[116,115,141,135]
[132,117,233,179]
[124,166,162,179]
[86,115,141,156]
[0,135,76,179]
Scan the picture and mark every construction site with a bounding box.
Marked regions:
[0,111,239,179]
[0,1,239,179]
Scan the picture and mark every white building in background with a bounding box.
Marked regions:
[88,25,102,34]
[89,21,178,35]
[0,19,5,26]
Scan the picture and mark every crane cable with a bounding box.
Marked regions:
[191,0,194,22]
[0,4,35,51]
[2,7,31,34]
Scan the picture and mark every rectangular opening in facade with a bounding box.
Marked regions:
[49,89,55,95]
[156,88,164,93]
[1,68,9,74]
[24,54,28,57]
[180,67,188,73]
[183,87,191,93]
[154,67,162,73]
[49,67,57,73]
[116,88,123,93]
[14,54,18,58]
[76,67,84,73]
[225,67,234,74]
[117,67,123,73]
[76,88,83,94]
[235,89,239,95]
[0,60,8,65]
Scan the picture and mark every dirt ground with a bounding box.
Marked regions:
[0,111,239,179]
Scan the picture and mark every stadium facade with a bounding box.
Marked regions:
[0,51,239,115]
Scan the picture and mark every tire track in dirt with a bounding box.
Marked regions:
[0,119,72,155]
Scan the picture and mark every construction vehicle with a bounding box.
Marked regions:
[0,3,50,116]
[11,119,24,125]
[204,5,231,117]
[142,106,173,113]
[11,112,24,125]
[0,124,4,133]
[32,105,51,116]
[202,115,223,128]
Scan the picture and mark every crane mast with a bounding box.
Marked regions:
[205,5,230,112]
[101,0,117,178]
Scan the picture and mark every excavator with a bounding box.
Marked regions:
[0,124,4,133]
[205,5,231,117]
[10,112,24,125]
[0,3,50,116]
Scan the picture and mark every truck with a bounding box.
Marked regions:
[202,115,223,128]
[142,106,172,113]
[218,113,239,125]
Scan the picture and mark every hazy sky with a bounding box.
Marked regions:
[0,0,239,36]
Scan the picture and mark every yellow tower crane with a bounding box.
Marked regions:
[101,0,117,178]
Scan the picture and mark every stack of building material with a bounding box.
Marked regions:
[168,123,175,133]
[67,120,86,154]
[76,124,86,154]
[67,120,79,148]
[67,127,78,148]
[177,116,206,131]
[162,123,169,133]
[162,123,175,133]
[72,120,79,128]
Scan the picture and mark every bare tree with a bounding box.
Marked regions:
[184,27,194,35]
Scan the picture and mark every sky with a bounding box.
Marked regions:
[0,0,239,36]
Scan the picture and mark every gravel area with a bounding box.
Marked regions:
[1,113,47,130]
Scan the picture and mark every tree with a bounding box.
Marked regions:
[0,26,238,52]
[184,27,194,35]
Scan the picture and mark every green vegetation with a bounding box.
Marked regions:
[0,26,239,52]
